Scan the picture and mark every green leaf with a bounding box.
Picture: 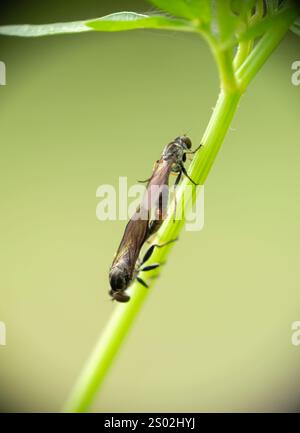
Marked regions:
[0,12,193,38]
[148,0,211,22]
[87,11,193,32]
[0,20,91,37]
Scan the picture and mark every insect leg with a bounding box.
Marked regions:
[180,163,198,186]
[134,223,161,287]
[140,238,177,267]
[136,239,177,287]
[141,263,160,272]
[136,276,149,288]
[138,175,153,183]
[185,143,203,155]
[173,171,182,222]
[138,161,159,183]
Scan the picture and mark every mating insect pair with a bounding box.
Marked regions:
[109,135,202,302]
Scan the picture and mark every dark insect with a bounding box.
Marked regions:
[140,135,202,226]
[109,135,202,302]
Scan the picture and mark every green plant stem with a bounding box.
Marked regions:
[63,89,241,413]
[233,0,265,73]
[234,39,253,71]
[63,5,298,412]
[204,32,238,93]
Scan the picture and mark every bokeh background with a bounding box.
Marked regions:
[1,0,300,412]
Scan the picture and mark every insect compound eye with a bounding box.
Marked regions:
[109,287,130,302]
[183,136,192,149]
[113,292,131,303]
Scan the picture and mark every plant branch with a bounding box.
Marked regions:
[236,5,298,91]
[203,32,238,93]
[234,39,253,71]
[63,1,298,414]
[233,0,264,71]
[63,89,241,413]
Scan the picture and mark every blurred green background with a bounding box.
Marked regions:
[1,0,300,412]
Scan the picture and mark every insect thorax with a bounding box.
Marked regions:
[163,142,184,161]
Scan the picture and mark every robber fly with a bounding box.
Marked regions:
[109,135,202,303]
[140,135,202,227]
